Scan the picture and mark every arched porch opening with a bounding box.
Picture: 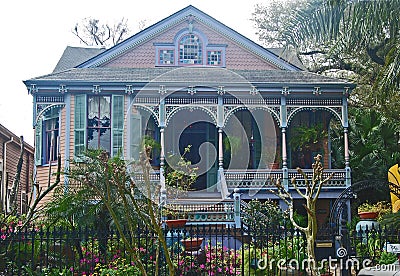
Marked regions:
[224,108,279,170]
[288,109,342,169]
[129,106,160,168]
[165,107,218,191]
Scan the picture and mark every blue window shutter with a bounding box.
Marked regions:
[130,109,142,160]
[34,119,43,166]
[74,94,86,158]
[112,95,124,156]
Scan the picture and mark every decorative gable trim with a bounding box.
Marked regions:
[77,5,300,71]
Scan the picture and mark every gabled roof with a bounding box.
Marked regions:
[76,5,300,71]
[53,46,105,73]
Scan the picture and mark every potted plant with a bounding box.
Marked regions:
[163,205,188,228]
[164,145,198,199]
[357,201,392,220]
[180,237,204,251]
[289,123,328,168]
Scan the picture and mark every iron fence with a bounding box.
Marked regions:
[0,223,399,275]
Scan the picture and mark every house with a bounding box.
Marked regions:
[23,5,354,226]
[0,124,34,214]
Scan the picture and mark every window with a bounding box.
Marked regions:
[35,108,60,165]
[207,51,222,65]
[74,94,124,159]
[179,34,202,64]
[159,50,174,65]
[44,115,59,163]
[87,96,111,153]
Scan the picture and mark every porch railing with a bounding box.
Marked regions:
[224,168,347,190]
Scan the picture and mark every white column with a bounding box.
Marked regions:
[281,127,287,168]
[160,127,165,168]
[218,128,223,169]
[344,127,349,167]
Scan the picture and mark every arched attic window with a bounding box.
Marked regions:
[179,34,202,65]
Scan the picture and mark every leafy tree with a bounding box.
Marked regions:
[348,108,400,182]
[252,0,400,122]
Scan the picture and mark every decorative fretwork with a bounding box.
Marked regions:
[165,105,217,125]
[132,104,160,126]
[286,98,342,105]
[125,85,135,95]
[187,86,196,95]
[133,97,160,104]
[312,86,322,96]
[223,97,280,105]
[158,85,167,95]
[287,106,343,126]
[223,105,281,127]
[35,103,65,126]
[343,87,350,98]
[58,85,68,94]
[165,97,217,104]
[281,86,290,96]
[36,95,64,103]
[249,85,259,96]
[29,84,38,95]
[329,179,398,234]
[224,170,282,189]
[288,169,346,187]
[217,86,226,96]
[92,85,101,94]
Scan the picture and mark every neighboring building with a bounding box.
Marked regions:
[24,6,355,225]
[0,124,34,214]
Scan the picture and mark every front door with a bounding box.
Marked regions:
[179,122,217,191]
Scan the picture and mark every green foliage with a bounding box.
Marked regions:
[289,123,327,152]
[164,145,198,194]
[357,201,392,221]
[242,199,286,227]
[348,108,400,182]
[378,251,398,265]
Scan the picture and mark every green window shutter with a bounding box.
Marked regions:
[130,110,142,160]
[34,119,43,166]
[112,95,124,156]
[74,94,86,159]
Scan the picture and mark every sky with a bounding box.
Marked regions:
[0,0,264,145]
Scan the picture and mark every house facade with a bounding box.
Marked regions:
[24,6,354,225]
[0,124,34,214]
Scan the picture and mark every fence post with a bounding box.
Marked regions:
[338,218,350,276]
[233,188,241,228]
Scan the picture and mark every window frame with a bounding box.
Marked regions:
[87,95,112,154]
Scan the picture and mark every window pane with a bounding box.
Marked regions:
[87,128,99,150]
[99,128,111,153]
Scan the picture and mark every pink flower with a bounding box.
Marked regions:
[199,264,205,269]
[0,234,6,240]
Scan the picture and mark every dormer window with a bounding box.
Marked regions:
[154,29,226,67]
[179,34,202,64]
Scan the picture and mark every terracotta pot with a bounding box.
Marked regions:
[181,237,203,251]
[358,211,379,220]
[165,219,187,228]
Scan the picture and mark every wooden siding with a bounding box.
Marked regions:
[102,20,278,70]
[0,125,34,214]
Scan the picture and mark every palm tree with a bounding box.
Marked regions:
[348,109,399,182]
[280,0,400,119]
